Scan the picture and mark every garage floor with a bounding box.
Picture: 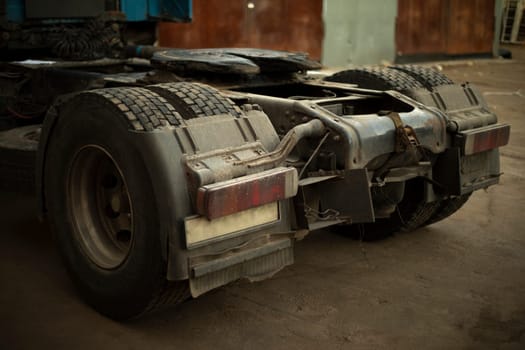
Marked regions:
[1,46,524,350]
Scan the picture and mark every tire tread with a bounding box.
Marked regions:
[325,67,424,92]
[426,194,471,226]
[388,65,454,89]
[147,82,243,119]
[92,87,184,131]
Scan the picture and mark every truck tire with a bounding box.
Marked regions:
[426,194,471,226]
[388,65,454,89]
[44,87,189,320]
[147,82,243,119]
[324,67,424,93]
[338,179,441,241]
[0,125,40,194]
[388,66,474,225]
[325,67,438,240]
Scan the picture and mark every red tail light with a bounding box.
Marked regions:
[196,167,298,220]
[460,124,510,155]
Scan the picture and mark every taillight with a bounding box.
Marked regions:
[459,124,510,155]
[196,167,298,220]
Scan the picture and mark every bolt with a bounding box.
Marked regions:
[111,195,121,212]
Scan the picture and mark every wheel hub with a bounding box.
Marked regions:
[67,145,133,269]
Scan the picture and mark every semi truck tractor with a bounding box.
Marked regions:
[0,0,510,319]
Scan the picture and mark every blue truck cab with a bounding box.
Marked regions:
[3,0,192,23]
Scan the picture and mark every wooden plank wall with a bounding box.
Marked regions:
[396,0,495,59]
[158,0,323,60]
[446,0,495,54]
[159,0,496,63]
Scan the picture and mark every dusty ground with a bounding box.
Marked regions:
[1,45,524,350]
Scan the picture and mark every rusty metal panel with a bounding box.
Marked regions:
[446,0,495,54]
[158,0,323,60]
[158,0,245,48]
[396,0,447,55]
[396,0,495,58]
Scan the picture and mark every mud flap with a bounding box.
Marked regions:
[295,169,375,230]
[188,237,293,297]
[433,148,501,195]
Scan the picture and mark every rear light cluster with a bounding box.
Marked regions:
[196,167,298,220]
[459,124,510,155]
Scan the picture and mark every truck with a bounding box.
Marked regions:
[0,0,510,320]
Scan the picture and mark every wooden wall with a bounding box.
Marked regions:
[158,0,324,60]
[159,0,497,65]
[396,0,495,59]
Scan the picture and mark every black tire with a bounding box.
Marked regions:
[387,66,472,225]
[147,82,243,119]
[426,193,471,226]
[325,67,437,240]
[44,87,189,320]
[324,67,424,93]
[336,178,441,241]
[0,125,40,194]
[388,65,454,90]
[390,178,442,232]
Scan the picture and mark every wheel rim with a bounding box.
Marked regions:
[67,145,133,269]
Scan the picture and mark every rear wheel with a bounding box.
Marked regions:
[386,66,473,225]
[325,67,437,240]
[44,87,189,320]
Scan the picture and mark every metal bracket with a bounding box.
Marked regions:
[386,112,421,153]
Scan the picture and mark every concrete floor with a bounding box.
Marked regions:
[1,46,525,350]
